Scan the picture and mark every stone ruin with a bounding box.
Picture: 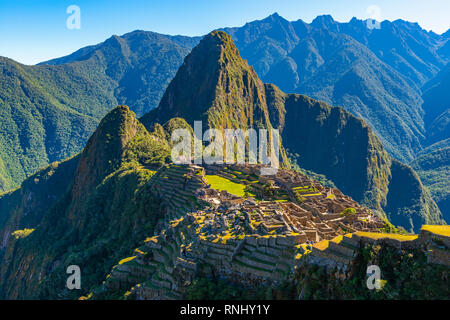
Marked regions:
[201,164,385,240]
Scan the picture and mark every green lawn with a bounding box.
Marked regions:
[205,175,254,198]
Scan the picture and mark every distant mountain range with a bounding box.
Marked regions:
[222,14,448,162]
[0,14,448,220]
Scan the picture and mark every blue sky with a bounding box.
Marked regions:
[1,0,449,65]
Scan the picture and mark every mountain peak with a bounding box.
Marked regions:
[72,105,140,194]
[311,14,337,29]
[142,30,270,130]
[205,29,234,46]
[349,17,365,27]
[392,19,423,31]
[263,12,284,21]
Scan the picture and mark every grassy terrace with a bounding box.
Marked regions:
[312,234,358,251]
[313,240,330,251]
[119,256,137,265]
[11,228,35,239]
[354,232,418,241]
[205,167,293,201]
[421,225,450,237]
[205,174,252,197]
[292,185,322,199]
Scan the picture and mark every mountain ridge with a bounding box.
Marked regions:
[222,13,448,162]
[0,31,446,299]
[0,14,448,217]
[142,31,443,230]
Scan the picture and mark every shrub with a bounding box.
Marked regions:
[340,207,357,216]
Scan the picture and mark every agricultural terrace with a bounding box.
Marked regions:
[205,174,252,198]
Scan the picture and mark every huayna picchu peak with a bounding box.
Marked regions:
[0,14,450,300]
[141,31,273,131]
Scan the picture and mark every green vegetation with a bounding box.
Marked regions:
[0,28,447,300]
[292,185,321,203]
[184,277,296,300]
[0,154,80,237]
[384,159,444,233]
[340,207,357,216]
[11,229,35,239]
[377,217,409,234]
[287,151,336,188]
[296,244,449,299]
[0,32,197,193]
[1,27,443,236]
[0,17,446,234]
[142,30,444,232]
[354,232,418,241]
[411,145,449,222]
[205,174,252,198]
[422,65,450,146]
[0,56,116,192]
[225,14,449,164]
[0,106,170,299]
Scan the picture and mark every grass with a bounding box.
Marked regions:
[118,256,136,265]
[354,232,418,241]
[292,186,318,193]
[331,235,344,244]
[11,228,35,239]
[421,225,450,237]
[144,236,159,244]
[205,174,254,197]
[313,240,330,251]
